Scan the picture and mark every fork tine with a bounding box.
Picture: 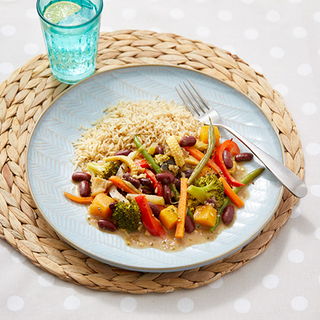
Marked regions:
[182,81,207,114]
[176,87,200,117]
[178,85,204,117]
[179,84,205,116]
[187,79,211,111]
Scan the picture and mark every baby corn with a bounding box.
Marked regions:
[166,136,185,167]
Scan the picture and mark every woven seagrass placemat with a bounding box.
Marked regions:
[0,30,304,294]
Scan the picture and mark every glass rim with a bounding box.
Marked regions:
[36,0,103,29]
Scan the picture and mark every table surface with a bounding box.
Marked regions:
[0,0,319,319]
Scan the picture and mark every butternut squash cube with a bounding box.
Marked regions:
[159,205,179,231]
[88,193,114,219]
[193,204,217,227]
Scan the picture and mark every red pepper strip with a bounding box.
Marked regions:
[214,140,245,187]
[63,192,94,204]
[145,169,163,196]
[135,159,150,169]
[135,194,166,239]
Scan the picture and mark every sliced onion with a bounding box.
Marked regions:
[126,193,165,206]
[108,185,128,203]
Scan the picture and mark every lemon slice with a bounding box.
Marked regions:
[44,1,82,24]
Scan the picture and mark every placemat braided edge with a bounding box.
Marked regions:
[0,30,304,294]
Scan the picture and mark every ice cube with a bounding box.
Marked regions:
[78,7,95,20]
[58,8,95,26]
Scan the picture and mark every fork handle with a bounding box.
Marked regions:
[221,125,307,198]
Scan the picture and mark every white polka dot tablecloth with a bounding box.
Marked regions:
[1,0,319,319]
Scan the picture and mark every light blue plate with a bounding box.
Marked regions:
[26,65,284,272]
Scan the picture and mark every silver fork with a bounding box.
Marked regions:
[176,80,307,198]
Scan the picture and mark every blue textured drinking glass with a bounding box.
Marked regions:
[36,0,103,84]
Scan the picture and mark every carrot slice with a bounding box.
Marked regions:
[175,178,188,238]
[108,176,140,194]
[219,177,244,207]
[184,146,222,175]
[63,192,94,204]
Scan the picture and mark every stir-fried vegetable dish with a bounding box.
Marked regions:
[64,122,264,251]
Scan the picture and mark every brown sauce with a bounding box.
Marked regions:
[86,164,251,252]
[87,215,223,251]
[87,197,247,251]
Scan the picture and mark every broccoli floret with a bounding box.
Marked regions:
[112,200,141,232]
[87,160,120,179]
[187,194,201,213]
[187,174,225,209]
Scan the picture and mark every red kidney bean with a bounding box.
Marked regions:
[155,145,165,155]
[123,173,141,189]
[222,205,235,225]
[163,184,172,204]
[185,215,195,233]
[72,172,91,182]
[141,187,153,194]
[223,150,233,169]
[205,198,216,206]
[140,177,153,188]
[118,189,127,197]
[155,172,175,184]
[114,149,132,156]
[109,202,117,211]
[235,152,253,162]
[79,180,90,197]
[183,169,194,178]
[148,202,160,217]
[98,219,117,232]
[179,136,196,147]
[174,178,181,191]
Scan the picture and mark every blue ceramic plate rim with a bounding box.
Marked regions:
[26,64,284,272]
